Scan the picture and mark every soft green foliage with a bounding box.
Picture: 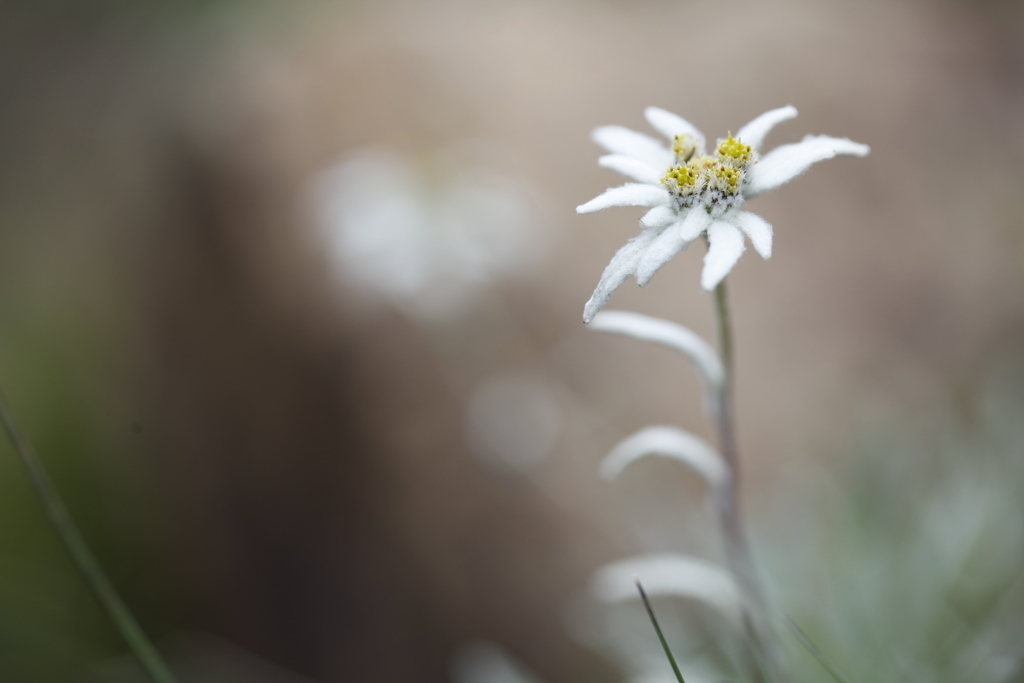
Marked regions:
[0,302,170,681]
[770,361,1024,683]
[623,358,1024,683]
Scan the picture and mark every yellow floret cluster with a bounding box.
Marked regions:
[661,133,755,203]
[716,134,753,166]
[712,164,742,193]
[671,134,700,163]
[663,164,697,190]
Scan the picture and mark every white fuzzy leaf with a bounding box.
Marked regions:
[633,209,712,287]
[731,211,773,259]
[592,126,674,169]
[677,205,714,242]
[588,310,725,390]
[640,205,678,229]
[582,230,662,323]
[633,218,689,287]
[599,155,663,185]
[735,105,798,150]
[745,135,870,198]
[600,425,727,489]
[701,221,745,291]
[592,553,743,625]
[577,184,671,214]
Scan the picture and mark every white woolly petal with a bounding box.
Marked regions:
[598,155,663,185]
[639,205,678,229]
[735,105,798,150]
[633,220,689,287]
[592,126,674,169]
[582,228,662,323]
[677,205,714,241]
[591,554,743,625]
[587,310,725,390]
[576,184,671,214]
[633,209,712,286]
[600,425,727,490]
[730,211,773,259]
[701,221,745,291]
[745,135,870,198]
[644,106,706,151]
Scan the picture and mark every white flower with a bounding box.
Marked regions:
[314,148,542,318]
[576,106,869,322]
[452,641,543,683]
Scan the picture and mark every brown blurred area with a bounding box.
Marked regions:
[1,0,1023,681]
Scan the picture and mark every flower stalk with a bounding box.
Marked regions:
[711,279,777,683]
[0,389,178,683]
[578,105,867,683]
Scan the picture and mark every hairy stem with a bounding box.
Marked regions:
[711,280,778,683]
[0,390,178,683]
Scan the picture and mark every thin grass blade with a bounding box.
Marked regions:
[783,615,852,683]
[636,578,687,683]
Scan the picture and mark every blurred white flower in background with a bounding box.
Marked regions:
[451,641,543,683]
[313,146,545,318]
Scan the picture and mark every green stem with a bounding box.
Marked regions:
[783,615,851,683]
[0,390,178,683]
[711,280,778,683]
[636,578,687,683]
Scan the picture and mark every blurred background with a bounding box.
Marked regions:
[1,0,1023,681]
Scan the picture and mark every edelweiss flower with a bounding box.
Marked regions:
[577,106,869,322]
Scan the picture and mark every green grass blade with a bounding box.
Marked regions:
[783,615,851,683]
[0,389,179,683]
[636,578,687,683]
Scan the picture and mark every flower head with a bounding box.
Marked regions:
[576,106,869,322]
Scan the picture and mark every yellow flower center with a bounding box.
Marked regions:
[672,134,699,163]
[661,137,752,203]
[712,164,742,193]
[687,155,718,174]
[663,164,697,186]
[715,134,753,167]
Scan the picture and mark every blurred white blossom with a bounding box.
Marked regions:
[451,641,543,683]
[577,106,868,321]
[314,147,543,317]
